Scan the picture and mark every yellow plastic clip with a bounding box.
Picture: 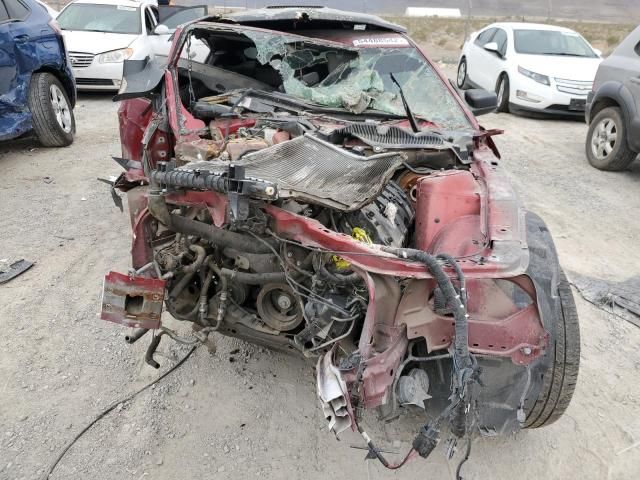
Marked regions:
[332,227,372,270]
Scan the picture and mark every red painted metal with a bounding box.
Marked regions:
[414,171,481,252]
[396,278,548,365]
[118,97,152,161]
[165,190,228,227]
[210,117,256,135]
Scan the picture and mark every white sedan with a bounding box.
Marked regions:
[57,0,206,91]
[457,23,602,116]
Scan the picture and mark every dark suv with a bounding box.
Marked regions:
[0,0,76,146]
[586,25,640,170]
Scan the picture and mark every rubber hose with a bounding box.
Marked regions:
[169,214,273,254]
[181,244,206,273]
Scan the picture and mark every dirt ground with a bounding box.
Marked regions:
[2,72,640,480]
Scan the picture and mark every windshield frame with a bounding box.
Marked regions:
[57,4,142,35]
[169,22,477,133]
[513,28,598,57]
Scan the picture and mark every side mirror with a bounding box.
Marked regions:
[483,42,502,56]
[464,89,497,116]
[153,24,170,35]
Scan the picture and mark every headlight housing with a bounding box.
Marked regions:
[518,66,550,86]
[97,48,133,64]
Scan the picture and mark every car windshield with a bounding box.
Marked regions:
[238,31,471,130]
[57,4,141,34]
[514,29,597,57]
[288,46,471,130]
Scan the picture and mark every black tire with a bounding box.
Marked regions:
[525,270,580,428]
[496,74,510,113]
[586,106,637,171]
[28,72,75,147]
[456,57,469,89]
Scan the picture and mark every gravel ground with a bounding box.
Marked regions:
[2,81,640,480]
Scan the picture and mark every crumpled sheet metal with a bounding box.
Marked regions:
[571,272,640,328]
[1,32,70,141]
[316,351,352,436]
[0,73,32,141]
[178,135,405,211]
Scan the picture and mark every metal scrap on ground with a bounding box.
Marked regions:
[0,259,34,284]
[571,272,640,328]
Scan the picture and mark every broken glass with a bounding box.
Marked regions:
[228,30,470,129]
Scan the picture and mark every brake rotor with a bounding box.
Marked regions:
[256,283,303,332]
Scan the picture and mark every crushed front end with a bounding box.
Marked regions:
[101,9,576,470]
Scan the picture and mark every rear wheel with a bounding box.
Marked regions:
[525,270,580,428]
[457,58,469,89]
[28,72,75,147]
[496,74,510,113]
[586,106,637,171]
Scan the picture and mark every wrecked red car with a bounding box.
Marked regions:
[101,6,580,469]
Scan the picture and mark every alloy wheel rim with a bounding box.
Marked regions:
[457,62,466,86]
[497,79,505,105]
[50,84,72,133]
[591,118,617,160]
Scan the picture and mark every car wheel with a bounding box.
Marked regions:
[525,270,580,428]
[28,72,75,147]
[457,57,469,89]
[586,106,637,171]
[496,74,510,113]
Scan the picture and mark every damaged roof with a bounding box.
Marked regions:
[216,5,407,34]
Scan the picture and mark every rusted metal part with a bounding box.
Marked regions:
[272,130,290,144]
[174,138,223,163]
[130,208,155,269]
[225,138,269,161]
[0,259,34,284]
[396,279,548,365]
[100,272,165,329]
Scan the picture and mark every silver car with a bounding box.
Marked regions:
[586,25,640,170]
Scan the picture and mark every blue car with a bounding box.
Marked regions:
[0,0,76,146]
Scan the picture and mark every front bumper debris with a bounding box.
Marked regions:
[100,271,165,329]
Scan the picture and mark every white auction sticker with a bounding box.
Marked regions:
[352,37,410,47]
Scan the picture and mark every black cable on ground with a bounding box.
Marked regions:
[456,438,472,480]
[41,345,198,480]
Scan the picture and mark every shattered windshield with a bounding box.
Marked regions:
[192,29,471,130]
[283,47,470,129]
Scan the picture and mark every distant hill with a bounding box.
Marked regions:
[203,0,640,23]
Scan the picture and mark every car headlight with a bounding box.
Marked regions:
[97,48,133,64]
[518,66,550,86]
